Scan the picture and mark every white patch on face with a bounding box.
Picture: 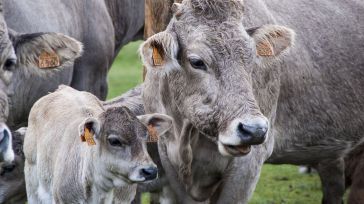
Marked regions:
[128,166,147,183]
[217,141,233,157]
[0,125,14,163]
[218,116,269,146]
[218,119,243,146]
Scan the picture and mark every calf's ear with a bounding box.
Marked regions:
[9,30,83,69]
[247,25,295,58]
[78,117,101,143]
[140,31,179,72]
[137,114,173,138]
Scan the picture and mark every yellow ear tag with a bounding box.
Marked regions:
[83,127,96,146]
[257,41,274,57]
[38,51,60,68]
[152,46,164,66]
[147,125,158,143]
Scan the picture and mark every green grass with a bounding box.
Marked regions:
[108,42,324,203]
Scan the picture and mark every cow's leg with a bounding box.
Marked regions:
[316,158,345,204]
[213,156,264,204]
[347,155,364,204]
[24,162,41,204]
[71,55,110,100]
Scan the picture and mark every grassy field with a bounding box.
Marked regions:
[107,41,324,204]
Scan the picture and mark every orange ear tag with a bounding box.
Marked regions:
[257,42,274,56]
[147,125,158,143]
[82,127,96,146]
[38,51,60,68]
[152,46,164,66]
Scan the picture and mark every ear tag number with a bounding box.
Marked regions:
[147,125,158,143]
[152,46,164,66]
[38,51,60,68]
[81,127,96,146]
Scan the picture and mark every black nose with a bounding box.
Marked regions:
[140,166,158,181]
[237,121,268,145]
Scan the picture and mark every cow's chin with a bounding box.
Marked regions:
[217,141,251,157]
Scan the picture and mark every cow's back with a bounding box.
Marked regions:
[242,0,364,163]
[24,86,103,194]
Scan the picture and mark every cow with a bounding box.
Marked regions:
[3,0,145,129]
[140,0,364,203]
[0,0,14,165]
[23,85,173,203]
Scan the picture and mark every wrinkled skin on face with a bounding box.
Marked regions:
[142,0,294,157]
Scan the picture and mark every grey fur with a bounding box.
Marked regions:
[140,0,364,203]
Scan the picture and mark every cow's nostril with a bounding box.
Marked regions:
[140,166,158,181]
[237,120,268,145]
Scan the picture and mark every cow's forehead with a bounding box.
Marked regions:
[178,22,254,62]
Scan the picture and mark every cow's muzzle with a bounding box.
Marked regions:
[0,123,14,163]
[218,116,268,157]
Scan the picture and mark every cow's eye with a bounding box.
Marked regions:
[3,58,16,71]
[108,135,123,147]
[189,58,206,71]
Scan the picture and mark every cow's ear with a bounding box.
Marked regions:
[140,31,180,72]
[247,25,295,58]
[137,114,173,138]
[10,31,83,69]
[78,117,101,144]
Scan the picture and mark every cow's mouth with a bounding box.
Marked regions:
[222,143,251,156]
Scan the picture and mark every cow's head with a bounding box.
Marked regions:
[0,0,14,163]
[141,0,295,157]
[78,106,172,187]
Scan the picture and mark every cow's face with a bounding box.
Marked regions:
[78,107,172,188]
[141,0,295,157]
[0,1,14,163]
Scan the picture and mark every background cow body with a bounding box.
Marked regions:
[0,1,145,202]
[141,0,364,203]
[3,0,145,129]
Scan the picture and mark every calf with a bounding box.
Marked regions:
[24,86,172,203]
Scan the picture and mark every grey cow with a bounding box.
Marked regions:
[24,86,173,203]
[0,0,15,165]
[140,0,364,203]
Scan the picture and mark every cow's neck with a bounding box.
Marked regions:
[104,0,144,54]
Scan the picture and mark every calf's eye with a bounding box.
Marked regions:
[108,136,123,147]
[4,58,16,71]
[189,58,207,71]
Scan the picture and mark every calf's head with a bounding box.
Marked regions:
[78,106,172,187]
[141,0,295,157]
